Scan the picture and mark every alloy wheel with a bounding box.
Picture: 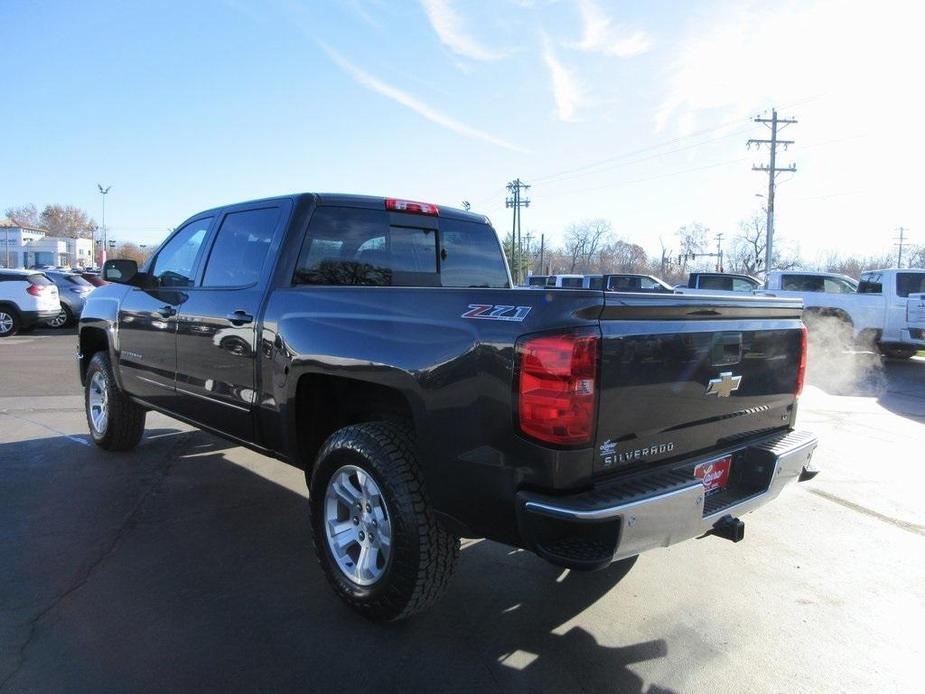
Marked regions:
[323,464,393,586]
[88,370,109,435]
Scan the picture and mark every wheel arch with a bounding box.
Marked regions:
[293,372,419,476]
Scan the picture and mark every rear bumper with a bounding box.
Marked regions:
[19,309,61,327]
[516,429,818,570]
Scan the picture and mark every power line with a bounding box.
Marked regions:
[748,108,797,273]
[505,178,530,284]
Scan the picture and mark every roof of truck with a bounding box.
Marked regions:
[194,193,489,225]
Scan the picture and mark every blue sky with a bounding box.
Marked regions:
[2,0,921,262]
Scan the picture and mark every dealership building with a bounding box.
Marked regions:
[0,220,95,269]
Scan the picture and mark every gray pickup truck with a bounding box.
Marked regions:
[77,193,819,621]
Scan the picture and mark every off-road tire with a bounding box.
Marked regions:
[309,422,460,622]
[0,307,21,337]
[85,351,147,451]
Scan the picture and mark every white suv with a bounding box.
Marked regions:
[0,269,61,337]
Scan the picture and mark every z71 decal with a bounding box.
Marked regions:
[461,304,532,322]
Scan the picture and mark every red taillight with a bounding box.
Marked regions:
[516,330,600,446]
[795,325,808,397]
[385,198,439,216]
[26,285,46,297]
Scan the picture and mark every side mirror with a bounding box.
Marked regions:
[102,259,139,284]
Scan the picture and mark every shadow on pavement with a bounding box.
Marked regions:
[0,428,673,694]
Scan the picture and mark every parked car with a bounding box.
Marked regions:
[0,269,61,337]
[761,268,925,358]
[78,193,817,621]
[80,272,108,288]
[44,270,95,328]
[678,272,763,293]
[604,274,674,292]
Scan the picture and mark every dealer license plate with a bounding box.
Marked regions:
[694,455,732,494]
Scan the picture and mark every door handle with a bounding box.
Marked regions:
[226,310,254,326]
[156,305,177,318]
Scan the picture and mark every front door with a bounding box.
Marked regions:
[173,203,286,440]
[117,216,213,406]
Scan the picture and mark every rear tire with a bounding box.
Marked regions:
[47,304,73,329]
[879,345,917,360]
[309,422,460,622]
[85,351,147,451]
[0,308,20,337]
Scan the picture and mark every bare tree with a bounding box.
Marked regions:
[110,243,151,266]
[4,204,40,228]
[564,219,613,273]
[675,223,707,274]
[39,205,97,239]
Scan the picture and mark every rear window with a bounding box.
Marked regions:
[897,272,925,297]
[293,207,508,288]
[27,274,52,287]
[587,276,604,290]
[528,276,547,287]
[561,277,583,288]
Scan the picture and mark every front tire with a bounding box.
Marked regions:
[309,422,460,622]
[85,352,147,450]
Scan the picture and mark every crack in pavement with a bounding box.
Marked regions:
[808,488,925,537]
[0,433,190,692]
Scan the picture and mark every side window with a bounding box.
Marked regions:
[561,277,583,288]
[640,277,660,290]
[732,277,758,291]
[202,207,280,287]
[588,276,604,290]
[782,275,824,292]
[896,273,925,298]
[858,273,882,294]
[293,207,437,286]
[824,277,856,294]
[700,276,732,291]
[439,219,509,288]
[151,218,212,287]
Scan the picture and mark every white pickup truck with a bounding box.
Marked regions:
[761,269,925,358]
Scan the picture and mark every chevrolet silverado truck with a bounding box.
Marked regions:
[77,193,818,621]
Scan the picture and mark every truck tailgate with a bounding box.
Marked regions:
[595,293,804,475]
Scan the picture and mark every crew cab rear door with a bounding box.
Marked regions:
[172,201,290,440]
[594,292,804,475]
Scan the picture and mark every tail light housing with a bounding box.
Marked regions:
[795,325,808,397]
[26,284,47,297]
[515,329,600,446]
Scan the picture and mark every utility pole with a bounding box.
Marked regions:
[538,233,545,277]
[505,178,530,284]
[523,232,534,277]
[748,109,796,274]
[715,232,724,272]
[895,227,909,268]
[97,184,111,266]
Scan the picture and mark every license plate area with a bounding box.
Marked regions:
[694,455,732,494]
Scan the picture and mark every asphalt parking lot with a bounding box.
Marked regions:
[1,331,923,693]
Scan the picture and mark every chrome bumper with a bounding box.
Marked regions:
[517,430,818,569]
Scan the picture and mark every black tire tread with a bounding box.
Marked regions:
[86,351,146,451]
[310,422,459,622]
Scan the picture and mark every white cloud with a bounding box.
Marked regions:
[542,37,583,121]
[419,0,507,61]
[320,44,526,152]
[571,0,652,58]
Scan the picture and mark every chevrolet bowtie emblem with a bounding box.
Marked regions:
[706,372,742,398]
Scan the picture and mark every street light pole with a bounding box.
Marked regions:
[97,184,111,266]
